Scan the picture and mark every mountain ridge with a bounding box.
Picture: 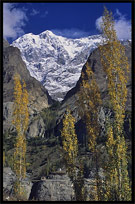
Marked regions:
[12,30,104,101]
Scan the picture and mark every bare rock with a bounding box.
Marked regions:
[3,167,33,200]
[3,39,53,134]
[29,173,75,201]
[26,117,46,138]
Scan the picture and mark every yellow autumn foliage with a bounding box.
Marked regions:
[77,62,102,201]
[78,62,102,153]
[12,73,29,198]
[100,7,131,201]
[61,108,78,176]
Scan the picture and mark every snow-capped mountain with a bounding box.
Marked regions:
[12,30,103,101]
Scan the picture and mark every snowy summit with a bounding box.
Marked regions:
[12,30,103,101]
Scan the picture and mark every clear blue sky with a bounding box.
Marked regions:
[3,2,132,43]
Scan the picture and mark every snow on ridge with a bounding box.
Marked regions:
[12,30,103,101]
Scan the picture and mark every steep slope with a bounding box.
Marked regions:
[12,30,103,101]
[63,41,131,107]
[54,41,131,141]
[3,39,53,133]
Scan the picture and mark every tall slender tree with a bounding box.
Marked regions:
[12,73,29,198]
[61,108,85,200]
[104,120,118,201]
[61,108,78,179]
[99,7,131,201]
[78,62,102,151]
[78,62,102,200]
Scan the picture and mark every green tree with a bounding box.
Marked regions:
[99,7,131,201]
[12,73,29,198]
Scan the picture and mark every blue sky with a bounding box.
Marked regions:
[3,2,131,43]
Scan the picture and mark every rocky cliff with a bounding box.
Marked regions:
[3,39,53,134]
[3,167,32,201]
[56,41,131,120]
[29,173,75,201]
[64,41,131,105]
[3,167,104,201]
[53,41,131,143]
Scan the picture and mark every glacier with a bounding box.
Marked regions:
[12,30,103,101]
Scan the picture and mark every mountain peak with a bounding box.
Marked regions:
[12,31,103,101]
[40,30,55,38]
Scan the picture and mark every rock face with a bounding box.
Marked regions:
[3,39,10,47]
[63,41,131,110]
[57,41,131,118]
[26,117,46,138]
[19,178,33,200]
[3,167,105,201]
[29,173,75,201]
[53,42,131,142]
[29,169,105,201]
[3,167,32,200]
[3,39,53,134]
[3,167,16,195]
[3,102,14,133]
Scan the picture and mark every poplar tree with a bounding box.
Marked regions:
[61,109,85,200]
[104,121,118,201]
[78,62,102,151]
[12,73,29,198]
[78,62,102,200]
[99,7,131,201]
[61,108,78,179]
